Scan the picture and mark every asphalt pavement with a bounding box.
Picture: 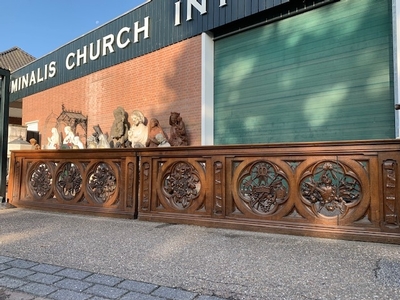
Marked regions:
[1,204,400,300]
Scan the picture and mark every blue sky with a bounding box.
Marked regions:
[2,0,147,59]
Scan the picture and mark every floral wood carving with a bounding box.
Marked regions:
[300,161,361,217]
[163,161,201,209]
[239,161,289,214]
[383,160,398,228]
[29,163,52,198]
[214,161,223,214]
[88,163,117,203]
[142,162,150,211]
[56,163,82,200]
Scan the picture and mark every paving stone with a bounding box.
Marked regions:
[54,278,93,292]
[376,258,400,288]
[0,276,28,288]
[0,264,11,271]
[1,267,36,278]
[26,272,63,285]
[0,256,14,264]
[84,273,124,286]
[84,284,128,299]
[18,282,57,297]
[54,268,91,280]
[196,296,227,300]
[47,288,92,300]
[0,288,37,300]
[30,263,65,274]
[117,279,158,294]
[120,291,166,300]
[6,259,38,269]
[151,287,197,300]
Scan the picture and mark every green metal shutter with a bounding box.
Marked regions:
[214,0,393,145]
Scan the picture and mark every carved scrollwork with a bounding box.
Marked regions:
[238,161,289,214]
[87,163,117,203]
[162,161,201,209]
[56,163,82,200]
[300,161,361,217]
[29,163,52,198]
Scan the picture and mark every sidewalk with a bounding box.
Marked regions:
[0,255,222,300]
[1,204,400,299]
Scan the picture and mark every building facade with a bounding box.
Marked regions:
[8,0,400,147]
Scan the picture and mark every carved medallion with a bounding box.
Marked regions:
[29,163,52,198]
[87,163,117,203]
[162,161,201,209]
[56,163,82,200]
[300,161,361,217]
[238,161,289,214]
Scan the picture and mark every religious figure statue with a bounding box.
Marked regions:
[168,112,188,146]
[155,133,171,147]
[29,138,41,150]
[128,110,148,148]
[146,118,170,147]
[63,126,75,145]
[98,133,111,148]
[72,136,84,149]
[109,106,129,148]
[47,127,60,149]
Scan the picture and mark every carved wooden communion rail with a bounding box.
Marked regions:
[7,140,400,243]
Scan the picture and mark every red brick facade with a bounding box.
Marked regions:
[22,36,202,148]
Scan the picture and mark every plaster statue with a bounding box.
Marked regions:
[168,112,188,146]
[72,136,84,149]
[109,106,129,148]
[29,138,41,150]
[146,118,170,147]
[47,127,60,149]
[128,110,148,148]
[98,133,111,148]
[87,125,110,148]
[155,133,171,147]
[87,135,98,148]
[63,126,75,145]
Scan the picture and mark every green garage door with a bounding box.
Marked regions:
[214,0,393,145]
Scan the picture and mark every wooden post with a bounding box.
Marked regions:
[0,67,10,201]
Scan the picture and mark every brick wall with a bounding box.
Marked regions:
[22,36,202,148]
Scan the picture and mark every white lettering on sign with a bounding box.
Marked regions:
[175,1,181,26]
[175,0,228,26]
[90,40,101,60]
[65,17,150,71]
[117,27,131,48]
[187,0,206,21]
[11,1,231,94]
[134,17,150,43]
[10,61,56,93]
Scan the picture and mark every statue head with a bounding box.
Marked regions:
[131,110,145,126]
[64,126,72,134]
[149,118,160,129]
[169,112,181,125]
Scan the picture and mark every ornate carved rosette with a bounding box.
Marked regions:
[56,163,82,200]
[87,163,117,203]
[300,161,361,217]
[29,163,52,198]
[162,161,201,210]
[238,161,289,214]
